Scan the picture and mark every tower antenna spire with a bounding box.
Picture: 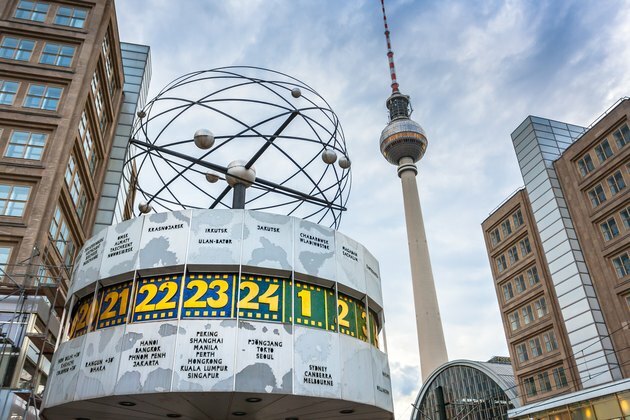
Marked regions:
[380,0,399,93]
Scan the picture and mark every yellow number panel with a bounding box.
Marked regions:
[132,274,181,322]
[96,281,133,329]
[182,273,236,318]
[69,294,97,339]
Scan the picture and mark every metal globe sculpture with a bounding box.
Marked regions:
[126,66,351,228]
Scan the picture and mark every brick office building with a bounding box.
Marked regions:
[0,1,149,417]
[482,99,629,418]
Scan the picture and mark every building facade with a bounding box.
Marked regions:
[0,0,147,417]
[483,99,629,412]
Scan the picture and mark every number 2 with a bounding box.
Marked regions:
[338,300,350,328]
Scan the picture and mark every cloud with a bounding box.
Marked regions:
[116,0,630,417]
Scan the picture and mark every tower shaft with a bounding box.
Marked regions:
[398,157,448,380]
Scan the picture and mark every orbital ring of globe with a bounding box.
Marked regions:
[125,66,351,228]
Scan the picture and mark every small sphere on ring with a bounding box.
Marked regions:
[338,156,351,169]
[138,201,152,214]
[194,128,215,150]
[137,110,146,119]
[226,160,256,187]
[291,88,301,98]
[321,149,337,164]
[205,172,219,183]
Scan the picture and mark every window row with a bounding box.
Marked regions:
[587,168,627,208]
[496,236,532,273]
[0,80,62,111]
[0,36,76,67]
[577,123,629,177]
[523,366,569,397]
[14,0,88,28]
[502,266,540,302]
[490,208,524,247]
[508,296,548,332]
[515,329,559,365]
[612,252,629,279]
[599,206,629,242]
[66,273,383,351]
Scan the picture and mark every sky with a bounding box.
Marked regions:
[116,0,630,417]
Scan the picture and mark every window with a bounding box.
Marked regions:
[594,139,613,163]
[607,170,626,195]
[508,246,519,264]
[552,367,568,389]
[503,283,514,301]
[577,153,595,177]
[0,80,19,105]
[40,43,75,67]
[490,228,500,246]
[621,207,630,230]
[509,311,520,331]
[529,338,542,357]
[78,111,96,173]
[543,331,558,352]
[519,237,532,256]
[514,274,526,294]
[65,156,86,218]
[23,84,62,111]
[0,246,12,277]
[90,72,99,95]
[537,372,552,393]
[527,266,540,286]
[513,209,524,228]
[600,218,619,242]
[94,90,103,116]
[501,220,512,237]
[588,184,607,207]
[49,206,74,265]
[497,255,507,273]
[524,377,537,396]
[5,130,46,160]
[0,37,35,61]
[534,297,548,318]
[522,305,534,325]
[14,1,49,22]
[104,52,113,81]
[613,123,629,149]
[612,252,629,278]
[54,5,87,28]
[516,343,529,363]
[0,184,30,217]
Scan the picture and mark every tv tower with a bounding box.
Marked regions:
[378,0,448,380]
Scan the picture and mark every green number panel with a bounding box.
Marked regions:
[237,275,291,323]
[293,281,336,331]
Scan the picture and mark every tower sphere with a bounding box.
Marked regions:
[379,117,428,165]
